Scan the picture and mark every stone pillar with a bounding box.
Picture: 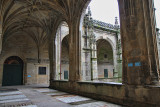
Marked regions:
[0,22,2,54]
[113,46,119,78]
[118,0,159,85]
[91,39,98,80]
[0,21,3,86]
[68,21,81,81]
[82,14,92,81]
[55,29,61,80]
[82,32,91,81]
[49,34,56,84]
[156,29,160,70]
[0,62,3,86]
[116,33,122,81]
[0,39,1,53]
[81,9,98,81]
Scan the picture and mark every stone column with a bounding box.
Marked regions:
[55,29,61,80]
[91,39,98,81]
[0,21,2,86]
[0,62,3,86]
[116,33,122,81]
[82,14,92,81]
[114,17,122,80]
[68,20,81,82]
[49,34,56,84]
[81,9,98,81]
[0,22,2,54]
[118,0,159,85]
[113,42,118,78]
[156,29,160,70]
[82,32,91,81]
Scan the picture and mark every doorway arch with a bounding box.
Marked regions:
[96,39,114,79]
[61,35,69,80]
[2,56,23,86]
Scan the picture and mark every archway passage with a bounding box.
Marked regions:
[2,56,23,86]
[97,39,114,80]
[61,35,69,80]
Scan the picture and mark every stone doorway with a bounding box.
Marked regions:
[2,56,23,86]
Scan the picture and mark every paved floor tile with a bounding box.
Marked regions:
[0,85,122,107]
[0,89,36,107]
[0,91,22,96]
[0,98,30,103]
[55,96,91,103]
[0,94,26,101]
[35,89,57,93]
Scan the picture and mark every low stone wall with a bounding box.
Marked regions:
[50,80,160,107]
[97,77,120,82]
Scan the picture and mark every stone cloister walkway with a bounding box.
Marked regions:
[0,85,122,107]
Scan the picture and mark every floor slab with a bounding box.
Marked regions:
[0,85,122,107]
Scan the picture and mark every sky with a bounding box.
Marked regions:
[154,0,160,28]
[89,0,160,28]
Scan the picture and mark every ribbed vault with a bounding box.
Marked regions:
[0,0,89,49]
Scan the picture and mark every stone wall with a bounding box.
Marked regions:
[0,34,49,86]
[50,81,160,106]
[97,64,114,78]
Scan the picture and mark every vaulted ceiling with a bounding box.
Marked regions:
[0,0,90,47]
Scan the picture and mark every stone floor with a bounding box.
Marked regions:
[0,85,122,107]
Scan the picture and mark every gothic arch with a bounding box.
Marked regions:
[61,35,69,80]
[96,39,114,79]
[0,53,26,86]
[96,36,116,51]
[96,36,117,72]
[55,21,69,80]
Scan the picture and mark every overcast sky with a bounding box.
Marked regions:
[89,0,160,28]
